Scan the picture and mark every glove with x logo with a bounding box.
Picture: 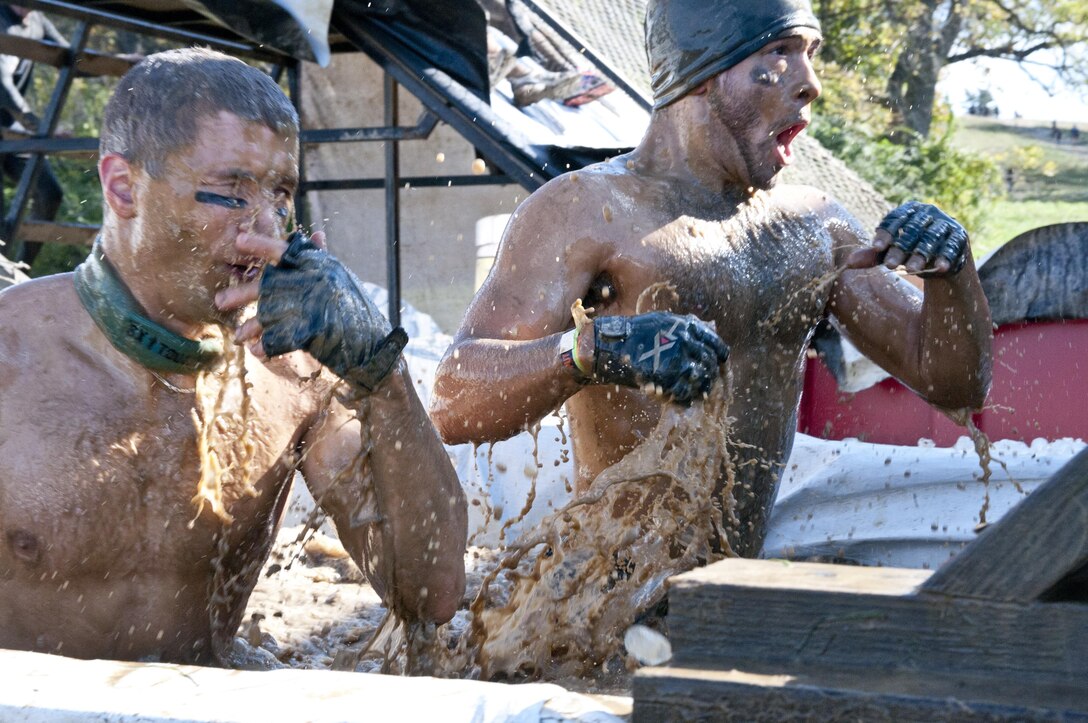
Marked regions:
[591,312,729,404]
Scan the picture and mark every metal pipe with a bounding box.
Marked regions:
[384,73,401,328]
[286,62,311,232]
[299,111,438,145]
[18,0,284,62]
[301,174,515,192]
[0,136,98,155]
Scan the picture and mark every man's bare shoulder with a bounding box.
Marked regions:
[771,183,845,216]
[0,273,84,344]
[513,156,649,233]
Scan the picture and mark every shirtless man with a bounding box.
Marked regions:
[431,0,992,557]
[0,48,466,663]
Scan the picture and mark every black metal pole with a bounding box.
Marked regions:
[384,72,401,328]
[5,19,90,261]
[286,62,311,233]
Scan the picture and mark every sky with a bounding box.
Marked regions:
[937,56,1088,125]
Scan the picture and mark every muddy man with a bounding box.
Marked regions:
[431,0,992,557]
[0,48,466,663]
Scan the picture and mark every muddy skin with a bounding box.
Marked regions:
[432,23,991,579]
[0,99,466,663]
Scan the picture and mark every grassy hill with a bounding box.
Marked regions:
[952,115,1088,259]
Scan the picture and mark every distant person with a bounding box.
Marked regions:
[0,3,65,266]
[1005,167,1015,195]
[1071,125,1080,142]
[478,0,613,108]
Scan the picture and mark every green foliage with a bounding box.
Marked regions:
[813,0,1088,137]
[813,108,1003,237]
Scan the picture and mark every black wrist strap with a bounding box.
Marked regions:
[343,327,408,392]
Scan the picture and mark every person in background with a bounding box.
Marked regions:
[0,3,65,266]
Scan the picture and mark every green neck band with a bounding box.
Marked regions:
[74,241,224,374]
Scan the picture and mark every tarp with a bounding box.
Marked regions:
[332,0,490,102]
[183,0,335,65]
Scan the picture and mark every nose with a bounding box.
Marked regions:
[249,192,287,237]
[796,55,821,104]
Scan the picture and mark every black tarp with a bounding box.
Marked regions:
[332,0,490,103]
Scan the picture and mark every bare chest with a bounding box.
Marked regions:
[1,359,312,575]
[604,206,837,350]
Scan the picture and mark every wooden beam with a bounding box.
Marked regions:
[665,559,1088,687]
[0,35,136,77]
[920,446,1088,603]
[633,666,1088,721]
[16,220,97,245]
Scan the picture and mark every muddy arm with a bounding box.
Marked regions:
[300,365,467,623]
[827,205,993,411]
[431,189,600,445]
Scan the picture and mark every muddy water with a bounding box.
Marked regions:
[462,378,733,682]
[237,370,734,691]
[228,284,738,690]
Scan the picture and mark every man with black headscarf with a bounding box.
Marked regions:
[431,0,993,558]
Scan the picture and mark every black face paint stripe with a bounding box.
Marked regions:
[195,191,247,209]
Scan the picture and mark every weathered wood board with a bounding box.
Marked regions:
[633,448,1088,720]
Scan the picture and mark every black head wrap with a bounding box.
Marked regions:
[646,0,821,109]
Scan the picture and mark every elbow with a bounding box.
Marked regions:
[927,363,991,412]
[428,390,470,446]
[402,562,466,625]
[430,360,468,445]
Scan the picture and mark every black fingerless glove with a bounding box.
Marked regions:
[592,312,729,404]
[258,231,407,391]
[878,200,969,274]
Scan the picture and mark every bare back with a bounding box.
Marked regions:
[0,274,323,661]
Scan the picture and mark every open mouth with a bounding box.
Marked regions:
[774,121,808,166]
[227,258,264,283]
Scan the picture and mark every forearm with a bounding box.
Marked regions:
[431,333,583,445]
[365,365,467,622]
[914,255,993,410]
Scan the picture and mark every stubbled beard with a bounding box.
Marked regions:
[709,90,780,190]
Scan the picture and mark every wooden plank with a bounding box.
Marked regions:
[675,558,931,596]
[74,50,138,78]
[16,220,98,246]
[0,35,136,77]
[665,559,1088,685]
[920,445,1088,603]
[0,34,65,67]
[633,666,1088,722]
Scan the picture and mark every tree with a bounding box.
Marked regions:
[815,0,1088,138]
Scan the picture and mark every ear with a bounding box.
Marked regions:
[98,153,137,220]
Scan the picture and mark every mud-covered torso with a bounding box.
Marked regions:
[0,276,322,660]
[567,184,837,551]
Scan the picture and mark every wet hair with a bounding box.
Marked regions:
[100,47,298,178]
[645,0,821,109]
